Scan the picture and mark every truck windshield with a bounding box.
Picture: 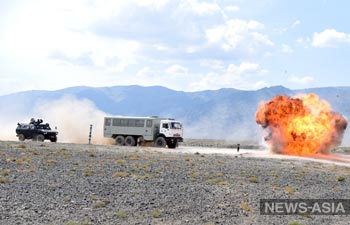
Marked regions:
[170,122,182,129]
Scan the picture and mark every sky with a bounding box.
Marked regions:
[1,0,350,95]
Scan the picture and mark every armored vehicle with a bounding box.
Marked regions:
[16,118,58,142]
[103,116,183,148]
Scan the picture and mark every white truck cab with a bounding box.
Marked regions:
[159,119,183,146]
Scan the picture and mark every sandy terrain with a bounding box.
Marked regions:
[1,140,350,225]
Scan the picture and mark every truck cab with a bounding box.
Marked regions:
[160,120,183,141]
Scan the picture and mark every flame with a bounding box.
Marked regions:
[256,93,347,155]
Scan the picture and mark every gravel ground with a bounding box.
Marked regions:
[1,140,350,225]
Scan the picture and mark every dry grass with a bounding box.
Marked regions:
[191,172,200,178]
[124,154,140,161]
[114,159,126,164]
[248,176,259,183]
[46,159,57,164]
[288,221,304,225]
[87,151,96,157]
[28,149,40,155]
[64,221,92,225]
[16,157,33,165]
[284,186,295,194]
[152,209,162,218]
[0,169,11,176]
[239,202,253,211]
[83,169,95,176]
[337,175,345,182]
[117,210,127,219]
[0,177,10,184]
[112,172,129,178]
[131,173,153,179]
[93,199,110,208]
[17,144,26,149]
[206,178,229,185]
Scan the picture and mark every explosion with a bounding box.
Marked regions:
[256,93,347,155]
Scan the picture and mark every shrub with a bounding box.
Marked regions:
[152,210,162,218]
[87,151,96,157]
[128,155,139,160]
[288,221,304,225]
[93,200,107,208]
[216,172,223,177]
[117,210,127,219]
[83,169,95,176]
[191,172,200,178]
[16,157,33,165]
[0,177,10,184]
[18,144,26,149]
[217,180,229,185]
[0,169,10,176]
[64,221,92,225]
[29,149,39,155]
[337,176,345,182]
[285,186,295,194]
[46,159,57,164]
[240,202,253,211]
[248,176,259,183]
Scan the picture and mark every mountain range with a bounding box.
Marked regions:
[0,85,349,144]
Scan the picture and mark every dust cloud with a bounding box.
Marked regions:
[0,95,114,145]
[34,96,113,144]
[0,103,27,141]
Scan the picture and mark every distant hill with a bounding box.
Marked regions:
[1,85,349,144]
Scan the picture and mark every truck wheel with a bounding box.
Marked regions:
[115,136,125,146]
[125,136,136,146]
[155,137,166,148]
[18,134,25,141]
[168,141,177,149]
[36,134,45,142]
[50,136,57,142]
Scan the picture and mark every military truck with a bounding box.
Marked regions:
[103,116,183,148]
[16,118,58,142]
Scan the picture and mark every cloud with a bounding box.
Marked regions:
[136,66,154,78]
[253,80,268,89]
[250,32,274,46]
[281,44,294,53]
[179,0,221,15]
[225,5,239,12]
[205,19,273,51]
[296,37,311,48]
[0,0,299,95]
[288,76,314,85]
[49,51,94,67]
[227,62,261,74]
[137,0,169,10]
[312,29,350,47]
[291,20,301,28]
[165,64,189,75]
[200,59,225,71]
[189,62,268,91]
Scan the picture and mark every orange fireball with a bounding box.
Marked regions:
[256,93,347,155]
